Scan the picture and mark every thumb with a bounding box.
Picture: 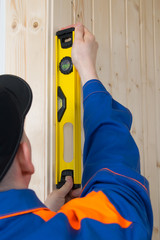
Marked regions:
[57,176,73,197]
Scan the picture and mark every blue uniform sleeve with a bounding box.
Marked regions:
[81,79,153,238]
[82,79,140,184]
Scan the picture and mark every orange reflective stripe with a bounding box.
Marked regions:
[0,208,48,220]
[33,209,56,222]
[103,168,148,192]
[59,191,132,230]
[81,168,148,196]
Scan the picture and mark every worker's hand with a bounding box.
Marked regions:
[72,23,99,85]
[44,176,81,212]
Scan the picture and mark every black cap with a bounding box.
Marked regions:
[0,74,32,181]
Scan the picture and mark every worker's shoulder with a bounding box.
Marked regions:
[0,207,56,240]
[58,190,132,230]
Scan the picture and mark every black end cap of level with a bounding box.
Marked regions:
[56,27,75,37]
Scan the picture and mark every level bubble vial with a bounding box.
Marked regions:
[59,57,73,74]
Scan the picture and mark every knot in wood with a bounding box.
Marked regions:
[33,21,39,29]
[11,20,18,30]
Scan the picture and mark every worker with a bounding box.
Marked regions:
[0,23,153,240]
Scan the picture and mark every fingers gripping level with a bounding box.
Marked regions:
[55,28,81,189]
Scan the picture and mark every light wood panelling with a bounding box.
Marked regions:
[5,0,47,201]
[45,0,73,196]
[72,0,92,31]
[126,0,145,173]
[53,0,72,30]
[155,0,160,237]
[72,0,92,182]
[93,0,112,93]
[26,0,47,201]
[111,0,128,105]
[143,0,159,238]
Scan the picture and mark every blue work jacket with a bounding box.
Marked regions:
[0,80,153,239]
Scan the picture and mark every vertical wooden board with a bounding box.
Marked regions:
[25,0,47,201]
[53,0,72,31]
[42,0,73,197]
[5,0,26,78]
[140,0,149,195]
[126,0,145,174]
[5,0,47,201]
[72,0,92,31]
[142,0,159,238]
[72,0,92,179]
[44,0,55,197]
[82,0,92,31]
[155,0,160,236]
[93,0,112,93]
[48,0,73,192]
[110,0,127,105]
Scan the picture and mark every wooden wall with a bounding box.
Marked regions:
[1,0,160,239]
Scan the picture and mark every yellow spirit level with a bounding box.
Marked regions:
[55,27,81,189]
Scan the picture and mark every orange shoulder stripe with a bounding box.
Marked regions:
[0,208,56,222]
[33,209,56,222]
[58,190,132,230]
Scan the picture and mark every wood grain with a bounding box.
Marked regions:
[143,0,159,238]
[110,0,128,105]
[45,0,73,196]
[127,0,145,174]
[5,0,47,201]
[154,0,160,237]
[93,0,111,92]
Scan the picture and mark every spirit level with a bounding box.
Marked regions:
[55,27,81,189]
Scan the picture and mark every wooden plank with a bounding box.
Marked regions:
[140,0,148,185]
[110,0,127,105]
[72,0,92,31]
[47,0,73,194]
[154,0,160,237]
[141,0,159,238]
[140,1,160,237]
[25,0,47,201]
[72,0,93,181]
[44,0,73,197]
[44,0,55,198]
[5,0,47,201]
[126,0,145,175]
[93,0,112,93]
[53,0,72,30]
[5,0,26,78]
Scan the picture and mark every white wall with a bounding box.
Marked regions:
[0,0,5,74]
